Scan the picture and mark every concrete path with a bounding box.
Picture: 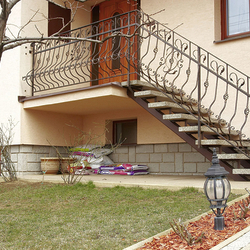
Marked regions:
[18,174,250,194]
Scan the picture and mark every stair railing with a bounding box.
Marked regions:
[134,10,250,157]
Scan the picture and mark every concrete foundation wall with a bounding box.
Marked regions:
[110,143,211,175]
[9,143,211,175]
[10,145,68,175]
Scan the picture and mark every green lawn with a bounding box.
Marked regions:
[0,180,239,250]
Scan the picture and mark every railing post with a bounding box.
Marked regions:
[127,11,131,87]
[31,43,35,96]
[197,47,201,148]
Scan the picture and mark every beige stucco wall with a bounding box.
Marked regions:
[0,0,90,145]
[142,0,250,76]
[0,1,22,144]
[17,0,100,146]
[20,109,83,146]
[21,100,183,146]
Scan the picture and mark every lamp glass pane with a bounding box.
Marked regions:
[222,178,231,204]
[215,179,224,200]
[205,179,215,200]
[205,177,231,207]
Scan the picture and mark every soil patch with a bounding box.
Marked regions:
[138,197,250,249]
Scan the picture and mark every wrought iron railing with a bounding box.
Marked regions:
[23,10,250,152]
[23,10,140,94]
[136,11,250,147]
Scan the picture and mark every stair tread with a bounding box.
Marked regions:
[134,90,197,104]
[217,154,250,160]
[163,113,226,125]
[163,113,197,121]
[121,80,154,89]
[195,139,250,147]
[122,80,185,95]
[148,101,209,115]
[233,169,250,174]
[149,101,185,111]
[179,125,239,135]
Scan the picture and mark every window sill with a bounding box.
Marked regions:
[214,34,250,44]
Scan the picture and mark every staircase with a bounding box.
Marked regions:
[120,11,250,181]
[122,80,250,181]
[23,10,250,180]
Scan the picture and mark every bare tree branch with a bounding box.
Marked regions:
[2,21,144,52]
[17,9,40,38]
[2,36,103,51]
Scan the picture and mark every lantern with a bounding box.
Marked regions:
[204,148,231,230]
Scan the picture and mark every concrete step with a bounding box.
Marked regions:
[217,154,250,160]
[122,80,155,90]
[148,101,209,115]
[179,125,240,136]
[163,113,226,126]
[122,80,185,95]
[232,169,250,174]
[163,113,198,122]
[149,101,187,112]
[134,90,197,105]
[195,139,250,147]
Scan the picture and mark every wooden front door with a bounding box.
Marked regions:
[92,0,138,85]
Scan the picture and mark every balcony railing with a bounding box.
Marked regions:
[23,10,140,94]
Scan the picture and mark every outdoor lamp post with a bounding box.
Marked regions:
[204,148,231,230]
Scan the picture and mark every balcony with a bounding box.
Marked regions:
[22,10,140,96]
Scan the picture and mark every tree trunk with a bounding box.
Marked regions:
[0,19,7,62]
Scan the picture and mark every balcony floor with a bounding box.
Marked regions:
[20,82,137,115]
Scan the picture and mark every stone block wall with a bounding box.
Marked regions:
[8,143,211,175]
[109,143,211,175]
[10,145,68,175]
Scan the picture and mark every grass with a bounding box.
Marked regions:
[0,180,240,250]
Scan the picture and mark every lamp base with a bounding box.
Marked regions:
[214,216,224,230]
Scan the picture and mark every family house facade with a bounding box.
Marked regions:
[1,0,250,180]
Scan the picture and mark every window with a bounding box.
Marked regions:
[221,0,250,39]
[48,2,71,36]
[113,120,137,144]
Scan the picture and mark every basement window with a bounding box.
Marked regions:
[113,120,137,145]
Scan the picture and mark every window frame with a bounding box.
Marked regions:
[113,119,137,145]
[221,0,250,40]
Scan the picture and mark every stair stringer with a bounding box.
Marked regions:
[127,89,246,181]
